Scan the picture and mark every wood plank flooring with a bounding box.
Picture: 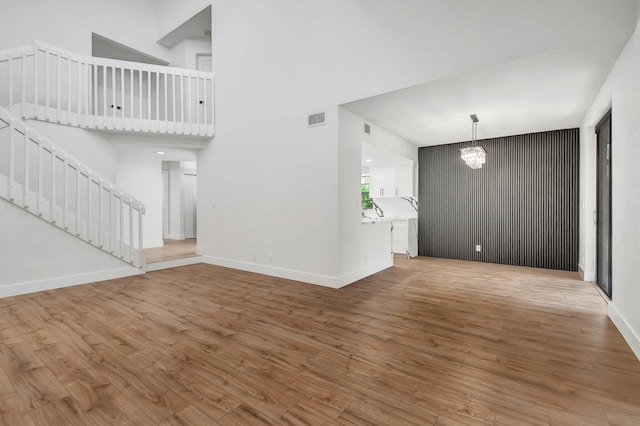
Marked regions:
[1,257,639,425]
[144,239,197,264]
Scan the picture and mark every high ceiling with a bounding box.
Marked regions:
[342,2,639,147]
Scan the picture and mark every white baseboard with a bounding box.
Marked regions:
[145,256,204,272]
[578,263,595,281]
[609,302,640,362]
[201,255,393,289]
[144,240,165,249]
[165,234,186,241]
[0,267,144,299]
[202,256,342,288]
[336,259,394,288]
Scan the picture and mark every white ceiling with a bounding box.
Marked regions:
[362,142,412,168]
[342,3,639,147]
[158,6,211,48]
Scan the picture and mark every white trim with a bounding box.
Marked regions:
[201,256,341,288]
[578,263,595,281]
[201,255,392,289]
[145,256,204,272]
[609,302,640,361]
[165,234,186,241]
[0,267,143,299]
[195,246,204,255]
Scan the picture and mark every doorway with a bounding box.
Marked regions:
[596,110,612,298]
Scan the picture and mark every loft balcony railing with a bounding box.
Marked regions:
[0,41,214,137]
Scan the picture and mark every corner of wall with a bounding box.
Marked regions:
[609,302,640,361]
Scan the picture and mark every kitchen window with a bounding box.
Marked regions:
[361,174,373,209]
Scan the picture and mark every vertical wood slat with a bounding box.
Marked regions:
[56,51,61,120]
[111,66,116,121]
[87,172,92,242]
[7,56,12,111]
[23,131,29,208]
[75,164,80,235]
[8,119,15,200]
[102,64,107,123]
[418,128,579,272]
[129,201,133,263]
[21,50,26,119]
[119,194,124,258]
[50,147,56,223]
[139,70,143,126]
[33,46,38,118]
[45,47,50,116]
[37,138,42,215]
[120,67,125,129]
[138,207,143,266]
[63,155,68,229]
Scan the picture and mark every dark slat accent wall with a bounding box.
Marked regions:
[418,128,579,271]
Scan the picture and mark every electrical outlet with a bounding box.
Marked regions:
[475,245,481,252]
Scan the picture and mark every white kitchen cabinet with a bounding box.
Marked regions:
[370,164,413,198]
[392,218,418,257]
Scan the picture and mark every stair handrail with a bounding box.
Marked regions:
[0,104,146,267]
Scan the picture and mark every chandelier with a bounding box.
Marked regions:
[460,114,486,169]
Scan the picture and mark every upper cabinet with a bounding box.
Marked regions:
[370,164,413,198]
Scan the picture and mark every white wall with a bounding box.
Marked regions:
[583,19,640,359]
[26,121,119,183]
[0,0,169,60]
[200,0,632,287]
[116,146,164,248]
[169,38,212,70]
[156,0,212,42]
[0,199,141,296]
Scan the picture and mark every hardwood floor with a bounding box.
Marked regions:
[1,257,639,425]
[144,239,197,264]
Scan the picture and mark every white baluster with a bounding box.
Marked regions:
[23,129,29,209]
[21,50,26,119]
[102,64,107,126]
[63,155,68,229]
[129,200,134,263]
[109,187,114,253]
[119,194,124,258]
[98,179,103,247]
[111,65,116,123]
[138,207,144,266]
[45,47,50,118]
[56,51,61,121]
[8,118,15,201]
[33,46,38,118]
[87,171,92,242]
[8,55,13,112]
[50,146,56,223]
[76,163,80,235]
[37,137,43,216]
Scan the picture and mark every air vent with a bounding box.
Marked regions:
[364,123,371,134]
[308,112,326,127]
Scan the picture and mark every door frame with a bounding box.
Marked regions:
[595,109,612,299]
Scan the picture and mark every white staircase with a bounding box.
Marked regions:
[0,41,215,273]
[0,105,145,267]
[0,41,214,137]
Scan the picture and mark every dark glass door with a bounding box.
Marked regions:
[596,111,612,298]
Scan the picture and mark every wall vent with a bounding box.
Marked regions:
[364,123,371,134]
[308,112,326,127]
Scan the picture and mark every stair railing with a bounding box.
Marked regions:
[0,105,145,267]
[0,41,214,137]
